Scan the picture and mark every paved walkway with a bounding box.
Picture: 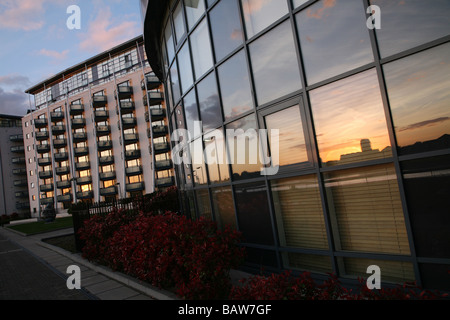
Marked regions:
[0,226,178,300]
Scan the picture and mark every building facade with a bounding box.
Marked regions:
[0,115,30,217]
[23,36,173,218]
[141,0,450,290]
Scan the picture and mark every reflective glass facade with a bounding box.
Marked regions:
[143,0,450,290]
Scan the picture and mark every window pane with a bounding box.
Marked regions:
[310,69,392,167]
[292,0,308,8]
[190,138,207,185]
[234,182,274,245]
[190,18,214,80]
[264,105,309,168]
[338,257,415,284]
[296,0,373,85]
[371,0,450,58]
[211,186,236,230]
[210,0,244,62]
[249,20,302,106]
[383,43,450,155]
[242,0,289,39]
[218,50,253,121]
[282,253,332,274]
[164,22,175,63]
[204,129,230,184]
[271,175,328,250]
[196,189,212,219]
[324,164,410,255]
[185,0,205,30]
[183,89,200,139]
[197,72,221,132]
[170,63,181,104]
[173,1,186,43]
[178,42,194,94]
[401,155,450,259]
[226,114,262,180]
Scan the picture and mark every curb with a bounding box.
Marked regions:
[38,240,179,300]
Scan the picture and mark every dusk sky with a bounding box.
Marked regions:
[0,0,143,116]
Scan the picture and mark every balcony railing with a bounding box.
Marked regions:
[120,101,135,114]
[98,156,114,165]
[39,171,53,179]
[154,142,170,154]
[99,171,116,181]
[123,133,139,144]
[122,117,137,129]
[73,132,87,142]
[117,86,133,99]
[55,166,70,175]
[71,118,86,128]
[40,197,54,205]
[74,146,89,156]
[53,139,67,148]
[14,179,28,187]
[124,149,141,160]
[38,157,52,166]
[52,125,66,135]
[12,168,27,175]
[94,110,109,122]
[126,182,145,192]
[155,177,175,188]
[10,146,25,153]
[15,191,29,198]
[12,157,26,165]
[150,108,166,121]
[155,159,172,171]
[9,134,23,142]
[57,194,73,203]
[50,112,64,121]
[92,95,107,107]
[96,125,111,137]
[76,191,93,199]
[70,104,84,115]
[35,131,49,141]
[152,125,168,138]
[97,140,112,151]
[37,144,51,153]
[100,186,118,196]
[54,152,68,162]
[40,183,54,192]
[125,165,143,176]
[142,75,160,90]
[143,92,164,106]
[34,118,48,128]
[76,176,92,185]
[56,180,71,189]
[75,161,90,170]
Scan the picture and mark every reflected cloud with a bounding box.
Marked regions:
[398,117,450,132]
[306,0,336,19]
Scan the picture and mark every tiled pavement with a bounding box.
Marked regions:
[0,226,178,300]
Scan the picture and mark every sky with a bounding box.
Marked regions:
[0,0,143,116]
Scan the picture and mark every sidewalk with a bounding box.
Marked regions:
[0,226,178,300]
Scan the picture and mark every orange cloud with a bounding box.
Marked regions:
[38,49,69,60]
[79,7,140,52]
[306,0,336,19]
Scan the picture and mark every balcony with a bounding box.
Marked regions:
[73,132,87,142]
[154,142,170,154]
[120,101,135,114]
[15,191,29,199]
[57,194,72,203]
[71,118,86,129]
[75,161,90,171]
[99,171,116,181]
[9,134,23,142]
[96,125,111,137]
[70,104,84,115]
[150,108,166,121]
[155,159,172,171]
[38,157,52,166]
[123,133,139,144]
[98,156,114,166]
[92,95,107,107]
[37,144,51,154]
[52,125,66,135]
[16,202,30,210]
[125,166,142,176]
[100,186,118,196]
[12,168,27,175]
[35,131,49,141]
[151,125,168,138]
[124,149,141,160]
[97,140,112,151]
[55,166,70,175]
[14,179,28,187]
[76,176,92,185]
[54,152,68,162]
[53,138,67,148]
[94,110,109,122]
[117,85,133,99]
[56,180,71,189]
[11,157,26,165]
[74,146,89,157]
[142,74,161,90]
[76,191,93,199]
[155,177,175,188]
[143,92,164,106]
[34,118,48,128]
[10,145,25,153]
[50,112,64,121]
[122,117,137,129]
[126,182,145,192]
[40,197,54,205]
[39,170,53,179]
[40,183,54,192]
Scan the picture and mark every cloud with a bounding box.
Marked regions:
[0,0,46,31]
[37,48,70,61]
[306,0,336,19]
[0,87,30,116]
[0,74,31,87]
[78,6,140,53]
[398,117,450,132]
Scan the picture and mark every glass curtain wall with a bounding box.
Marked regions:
[158,0,450,290]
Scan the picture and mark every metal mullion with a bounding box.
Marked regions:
[363,0,421,286]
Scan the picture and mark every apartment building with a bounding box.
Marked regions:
[0,115,29,217]
[23,35,173,217]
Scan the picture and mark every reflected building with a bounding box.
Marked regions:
[141,0,450,291]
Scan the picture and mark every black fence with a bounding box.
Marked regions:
[70,187,179,252]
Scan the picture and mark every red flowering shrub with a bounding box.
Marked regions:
[230,271,448,300]
[79,210,245,300]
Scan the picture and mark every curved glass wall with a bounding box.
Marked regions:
[155,0,450,290]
